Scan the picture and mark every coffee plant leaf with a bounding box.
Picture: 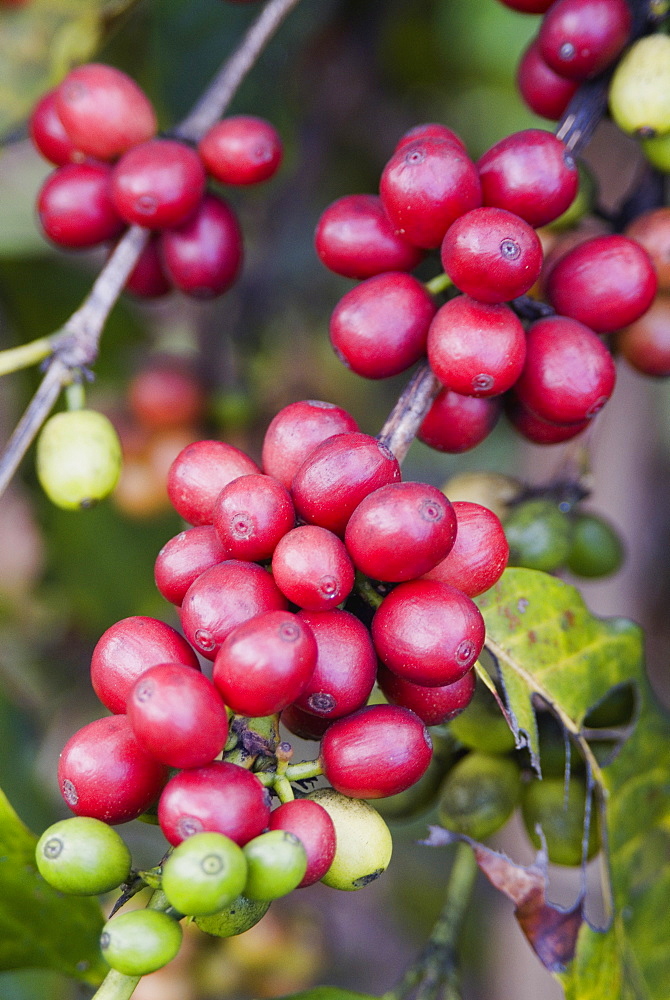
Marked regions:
[0,786,107,984]
[0,0,140,140]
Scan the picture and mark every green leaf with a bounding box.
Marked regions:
[0,787,107,984]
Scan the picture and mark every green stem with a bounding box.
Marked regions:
[285,758,323,782]
[65,380,86,411]
[275,775,295,802]
[383,843,477,1000]
[425,273,453,296]
[0,335,54,376]
[355,575,384,610]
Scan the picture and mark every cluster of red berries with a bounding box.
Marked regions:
[498,0,632,121]
[30,63,283,298]
[316,122,657,450]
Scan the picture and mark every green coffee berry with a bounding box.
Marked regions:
[375,752,454,822]
[242,830,307,901]
[641,131,670,172]
[161,832,248,916]
[521,776,599,866]
[566,512,624,578]
[609,35,670,137]
[448,680,516,755]
[36,409,122,510]
[35,816,131,896]
[100,909,182,976]
[195,895,271,938]
[308,787,393,891]
[504,499,572,573]
[437,752,522,840]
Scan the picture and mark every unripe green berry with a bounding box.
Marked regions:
[35,816,131,895]
[448,680,516,755]
[100,909,182,976]
[36,409,122,510]
[242,830,307,901]
[521,776,599,866]
[308,787,393,891]
[504,499,572,573]
[641,131,670,172]
[609,35,670,138]
[161,832,248,916]
[566,512,624,578]
[374,752,453,822]
[437,752,521,840]
[195,895,270,937]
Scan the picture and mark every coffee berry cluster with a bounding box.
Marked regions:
[30,62,282,298]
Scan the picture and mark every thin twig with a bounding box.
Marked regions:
[377,362,442,464]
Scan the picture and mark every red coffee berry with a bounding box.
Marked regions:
[505,394,590,444]
[380,137,482,249]
[291,432,401,537]
[111,139,206,229]
[513,315,616,424]
[212,610,317,717]
[293,609,377,719]
[271,524,355,611]
[625,208,670,293]
[160,193,243,298]
[418,388,502,453]
[320,704,433,799]
[158,761,271,847]
[499,0,554,11]
[124,235,173,298]
[426,295,526,397]
[281,702,332,741]
[56,63,157,161]
[261,400,358,489]
[395,123,467,153]
[268,799,337,887]
[167,439,260,526]
[345,481,457,582]
[616,295,670,377]
[212,473,295,563]
[29,88,83,165]
[371,579,485,686]
[127,663,229,769]
[198,115,282,185]
[90,615,200,714]
[329,272,436,379]
[376,663,476,726]
[422,501,509,596]
[154,525,227,606]
[180,559,287,659]
[38,162,124,249]
[58,715,168,825]
[315,194,424,279]
[441,206,543,304]
[517,40,579,121]
[129,362,204,430]
[478,130,578,228]
[546,234,658,333]
[538,0,632,81]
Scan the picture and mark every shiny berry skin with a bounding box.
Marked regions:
[127,663,229,768]
[441,206,543,304]
[293,609,377,720]
[291,431,401,537]
[281,702,332,741]
[167,439,260,526]
[376,664,476,726]
[320,704,433,799]
[271,525,355,610]
[37,162,124,249]
[345,482,457,582]
[198,115,282,185]
[372,579,485,686]
[161,831,248,916]
[212,473,295,562]
[268,799,337,887]
[329,272,436,379]
[505,394,590,444]
[160,193,243,298]
[55,63,157,161]
[478,130,578,228]
[517,40,578,121]
[418,388,502,453]
[427,295,526,397]
[111,139,206,229]
[625,208,670,293]
[243,830,308,900]
[36,409,122,510]
[158,760,272,847]
[29,88,82,165]
[100,910,182,976]
[124,235,173,298]
[180,560,287,659]
[309,788,393,890]
[212,610,317,717]
[58,715,169,825]
[514,315,616,424]
[154,525,227,605]
[314,194,424,279]
[90,615,200,714]
[546,234,658,333]
[616,295,670,377]
[422,501,509,597]
[35,817,132,896]
[538,0,632,81]
[395,123,466,153]
[380,137,482,249]
[261,400,358,489]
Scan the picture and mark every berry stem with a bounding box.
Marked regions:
[424,273,453,296]
[0,335,54,376]
[377,361,442,464]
